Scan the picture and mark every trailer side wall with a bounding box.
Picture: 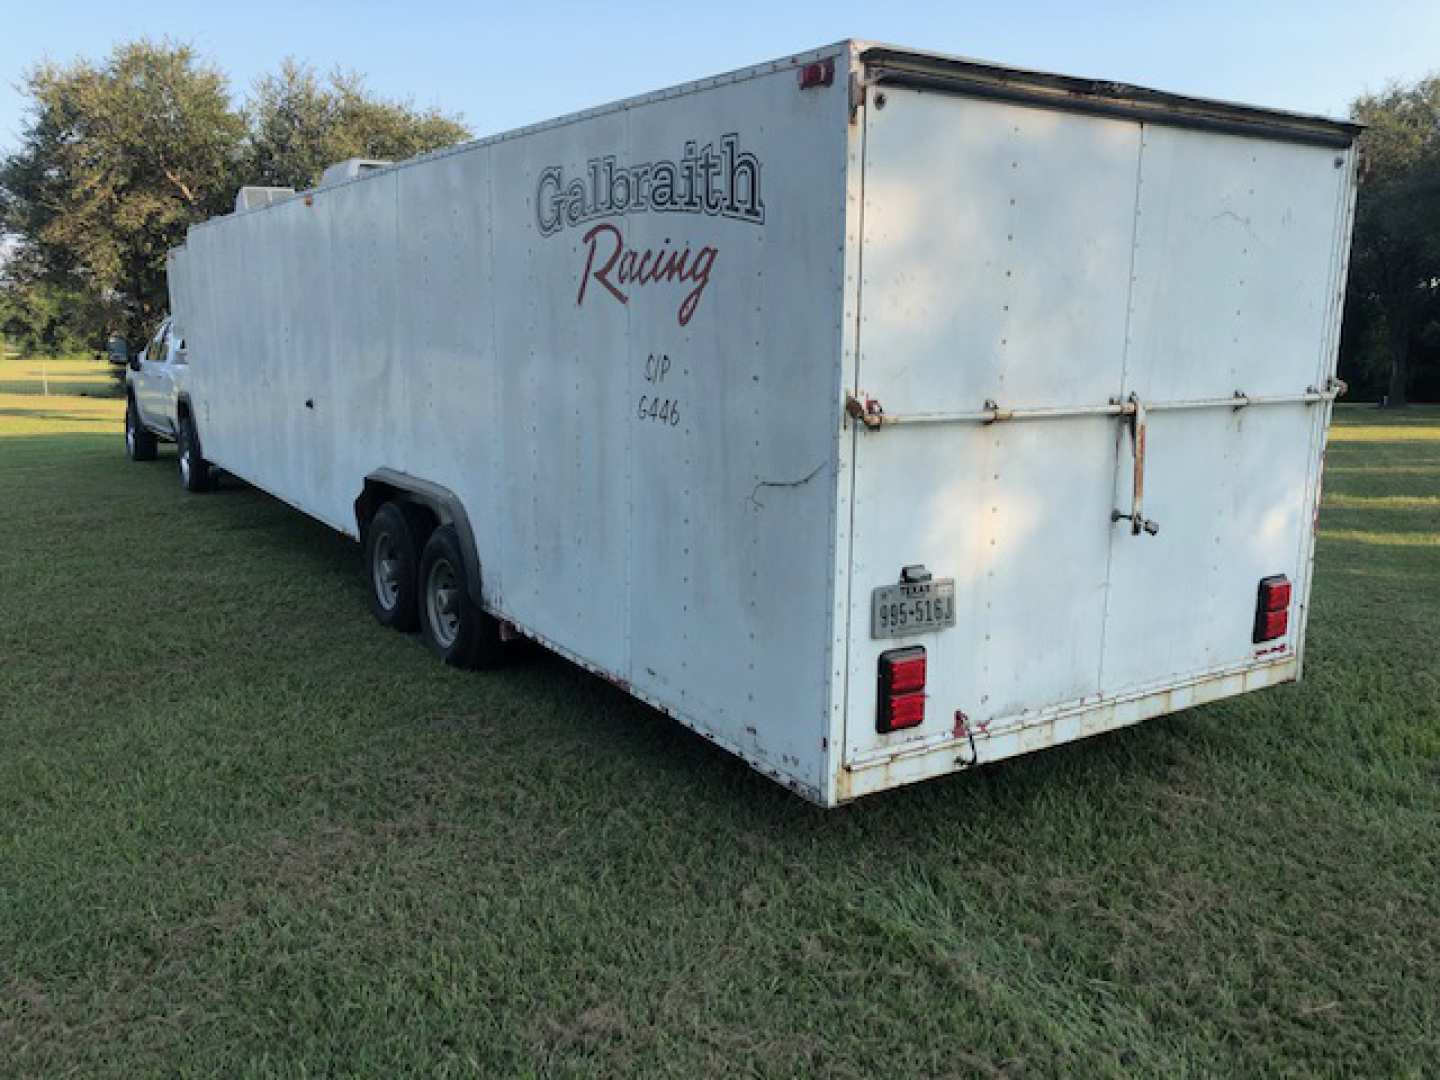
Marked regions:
[180,47,854,799]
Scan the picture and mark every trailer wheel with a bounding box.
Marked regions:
[125,396,157,462]
[365,502,423,631]
[418,524,503,669]
[177,412,213,492]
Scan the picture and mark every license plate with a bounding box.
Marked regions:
[871,579,956,638]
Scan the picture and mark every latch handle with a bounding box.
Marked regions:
[1112,509,1160,535]
[845,392,884,430]
[1112,393,1159,538]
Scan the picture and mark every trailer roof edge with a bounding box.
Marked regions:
[187,38,1362,239]
[857,43,1362,150]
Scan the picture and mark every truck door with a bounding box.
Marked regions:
[134,319,176,434]
[165,318,188,419]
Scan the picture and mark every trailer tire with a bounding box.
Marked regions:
[418,525,503,669]
[125,396,158,462]
[177,411,213,492]
[365,502,423,631]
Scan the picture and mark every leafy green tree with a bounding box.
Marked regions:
[1347,77,1440,406]
[0,278,103,357]
[0,41,471,355]
[0,40,245,350]
[247,61,470,191]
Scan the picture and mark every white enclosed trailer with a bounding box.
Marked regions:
[163,41,1359,805]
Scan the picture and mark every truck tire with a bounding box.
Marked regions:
[177,412,213,492]
[365,502,424,631]
[125,396,158,462]
[418,524,504,669]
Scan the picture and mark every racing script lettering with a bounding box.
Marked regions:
[576,224,716,327]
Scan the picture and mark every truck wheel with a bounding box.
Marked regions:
[418,525,503,669]
[177,412,213,492]
[365,502,423,631]
[125,396,157,462]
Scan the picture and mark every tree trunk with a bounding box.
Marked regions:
[1386,312,1410,408]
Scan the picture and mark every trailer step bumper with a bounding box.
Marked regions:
[837,655,1300,803]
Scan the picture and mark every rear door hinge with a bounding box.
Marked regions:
[849,70,867,123]
[845,392,884,430]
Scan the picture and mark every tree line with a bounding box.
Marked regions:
[1346,78,1440,405]
[0,40,469,355]
[1,40,1437,403]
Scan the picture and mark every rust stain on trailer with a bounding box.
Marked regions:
[844,393,884,430]
[981,399,1013,423]
[1132,408,1147,531]
[1111,394,1158,536]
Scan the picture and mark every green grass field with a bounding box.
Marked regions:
[2,351,1437,1076]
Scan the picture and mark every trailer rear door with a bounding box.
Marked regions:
[1095,124,1348,690]
[844,85,1350,767]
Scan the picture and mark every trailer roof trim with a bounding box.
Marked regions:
[859,44,1362,149]
[189,39,1361,238]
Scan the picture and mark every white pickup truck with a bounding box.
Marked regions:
[123,314,214,492]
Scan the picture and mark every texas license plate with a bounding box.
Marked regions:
[871,579,956,638]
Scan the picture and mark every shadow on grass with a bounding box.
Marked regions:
[1318,529,1440,548]
[1325,465,1440,478]
[0,381,123,398]
[0,407,120,425]
[1324,495,1440,509]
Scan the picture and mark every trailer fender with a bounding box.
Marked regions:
[356,470,484,608]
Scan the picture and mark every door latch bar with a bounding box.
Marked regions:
[844,392,885,430]
[1112,393,1159,537]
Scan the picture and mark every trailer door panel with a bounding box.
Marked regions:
[1099,127,1349,690]
[844,88,1140,765]
[845,87,1348,768]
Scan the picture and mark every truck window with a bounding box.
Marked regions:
[149,322,170,364]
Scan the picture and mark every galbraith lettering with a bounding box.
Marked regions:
[536,134,764,236]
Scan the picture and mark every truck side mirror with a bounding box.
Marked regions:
[106,335,129,366]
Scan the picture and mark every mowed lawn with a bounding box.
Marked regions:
[1,352,1437,1077]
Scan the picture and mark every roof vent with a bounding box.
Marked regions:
[318,158,393,187]
[234,186,296,213]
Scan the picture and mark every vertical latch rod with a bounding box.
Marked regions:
[1111,393,1159,537]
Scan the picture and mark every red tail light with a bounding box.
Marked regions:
[798,59,835,90]
[877,646,926,733]
[1253,575,1292,643]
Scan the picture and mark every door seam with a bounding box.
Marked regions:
[1096,122,1148,690]
[839,80,871,764]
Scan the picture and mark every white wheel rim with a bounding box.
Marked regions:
[426,557,461,648]
[371,531,401,610]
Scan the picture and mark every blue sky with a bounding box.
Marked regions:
[1,0,1437,150]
